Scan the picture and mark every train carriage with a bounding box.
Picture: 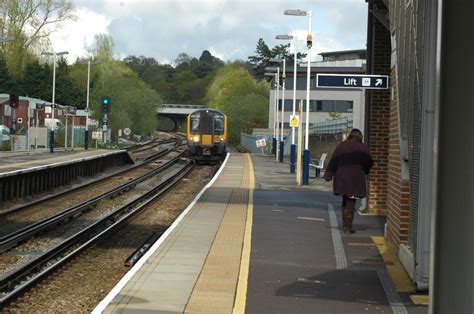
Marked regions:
[186,109,228,162]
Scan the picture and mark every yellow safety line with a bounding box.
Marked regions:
[233,154,254,314]
[409,294,429,305]
[372,236,415,292]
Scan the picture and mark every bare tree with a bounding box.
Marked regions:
[1,0,75,49]
[89,33,115,61]
[0,0,75,78]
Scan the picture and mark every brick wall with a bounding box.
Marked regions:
[368,19,391,214]
[385,69,410,250]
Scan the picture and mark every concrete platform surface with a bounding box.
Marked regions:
[93,153,428,314]
[0,149,125,176]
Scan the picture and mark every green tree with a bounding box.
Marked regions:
[123,55,175,103]
[206,65,269,144]
[90,61,162,137]
[54,58,84,107]
[124,50,224,105]
[248,38,307,81]
[16,59,51,100]
[89,33,114,62]
[0,54,13,93]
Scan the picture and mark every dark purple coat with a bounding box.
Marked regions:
[323,140,373,198]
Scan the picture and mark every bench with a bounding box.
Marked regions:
[309,153,327,178]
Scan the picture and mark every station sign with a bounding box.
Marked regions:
[289,114,299,127]
[92,131,102,140]
[256,138,267,148]
[316,74,389,89]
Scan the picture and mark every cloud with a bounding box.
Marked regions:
[49,7,111,62]
[56,0,367,63]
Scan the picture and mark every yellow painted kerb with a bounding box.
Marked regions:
[233,154,254,314]
[372,236,415,293]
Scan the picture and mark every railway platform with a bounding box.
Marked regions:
[0,149,128,175]
[94,153,428,314]
[0,149,133,203]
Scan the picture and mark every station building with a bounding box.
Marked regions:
[267,49,366,134]
[366,1,472,310]
[0,94,88,130]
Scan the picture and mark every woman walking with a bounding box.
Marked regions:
[324,129,373,234]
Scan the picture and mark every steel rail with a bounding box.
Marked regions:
[0,145,177,219]
[0,160,194,308]
[0,152,185,253]
[131,139,176,153]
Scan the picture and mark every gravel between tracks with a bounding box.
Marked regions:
[6,165,216,313]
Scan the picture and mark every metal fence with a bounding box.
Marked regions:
[309,115,353,135]
[240,131,293,155]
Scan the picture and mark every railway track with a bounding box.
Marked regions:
[0,157,195,309]
[0,139,183,236]
[0,153,185,252]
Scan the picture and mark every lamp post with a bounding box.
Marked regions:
[275,67,280,161]
[41,50,69,153]
[270,57,286,163]
[265,67,279,158]
[78,59,100,150]
[276,34,298,172]
[285,9,312,185]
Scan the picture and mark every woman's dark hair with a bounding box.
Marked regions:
[346,128,363,143]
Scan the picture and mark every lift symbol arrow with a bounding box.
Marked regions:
[375,79,383,86]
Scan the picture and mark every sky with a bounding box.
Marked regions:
[49,0,368,65]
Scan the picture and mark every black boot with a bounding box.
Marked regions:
[345,207,356,233]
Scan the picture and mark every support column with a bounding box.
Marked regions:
[431,0,473,312]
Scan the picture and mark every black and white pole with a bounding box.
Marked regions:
[302,11,312,185]
[279,59,286,163]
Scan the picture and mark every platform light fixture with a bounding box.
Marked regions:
[284,9,308,16]
[78,59,101,150]
[270,58,286,163]
[276,34,298,173]
[264,71,280,156]
[41,50,69,153]
[284,8,312,185]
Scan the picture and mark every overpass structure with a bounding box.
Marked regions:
[156,104,204,132]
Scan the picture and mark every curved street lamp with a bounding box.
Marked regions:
[265,67,280,158]
[78,59,101,150]
[41,51,69,153]
[276,34,298,173]
[270,57,286,163]
[285,8,312,185]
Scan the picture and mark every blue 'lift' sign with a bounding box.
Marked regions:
[316,74,389,89]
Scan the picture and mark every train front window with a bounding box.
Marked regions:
[214,114,224,134]
[190,113,200,132]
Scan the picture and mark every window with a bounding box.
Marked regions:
[214,113,224,134]
[315,100,354,112]
[190,112,200,132]
[279,99,299,112]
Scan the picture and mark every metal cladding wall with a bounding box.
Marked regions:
[389,0,425,251]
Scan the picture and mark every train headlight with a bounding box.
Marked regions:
[192,135,200,142]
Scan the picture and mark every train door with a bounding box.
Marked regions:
[200,112,214,155]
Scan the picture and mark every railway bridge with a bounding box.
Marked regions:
[156,104,204,132]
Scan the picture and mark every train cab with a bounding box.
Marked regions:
[186,109,228,161]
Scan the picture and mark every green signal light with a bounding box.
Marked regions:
[103,99,109,104]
